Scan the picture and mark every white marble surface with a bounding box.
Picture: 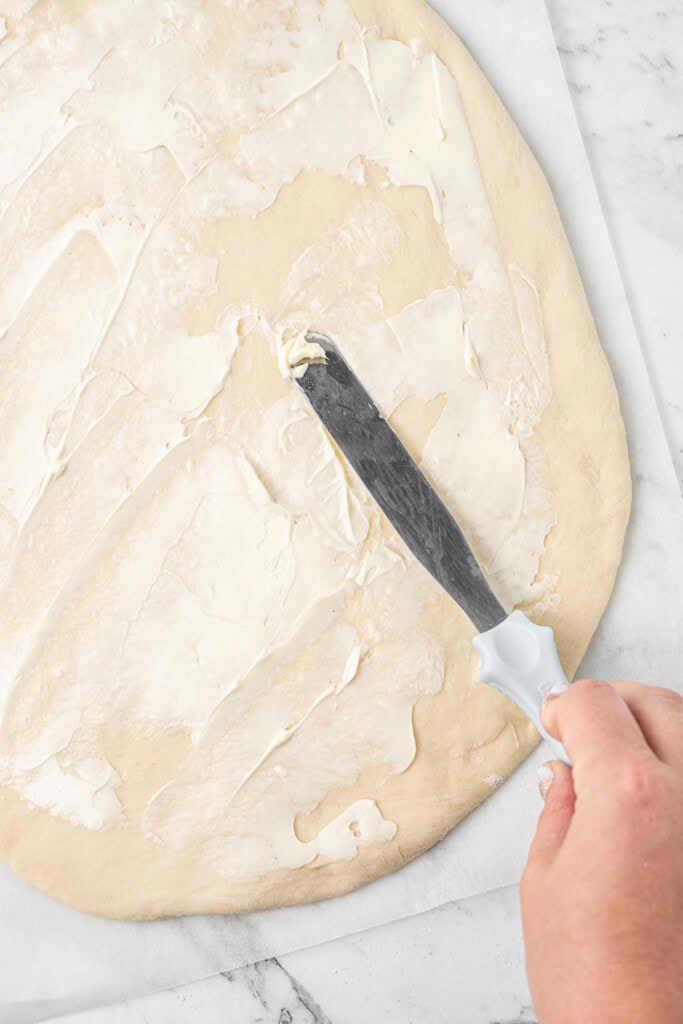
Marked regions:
[46,887,534,1024]
[547,0,683,494]
[22,0,683,1021]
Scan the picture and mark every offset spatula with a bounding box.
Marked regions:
[297,334,570,766]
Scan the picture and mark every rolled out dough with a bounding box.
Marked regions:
[0,0,630,918]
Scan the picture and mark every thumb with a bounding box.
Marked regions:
[527,761,575,867]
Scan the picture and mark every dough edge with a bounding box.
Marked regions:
[0,0,631,919]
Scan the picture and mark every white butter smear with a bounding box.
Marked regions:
[0,0,555,867]
[276,328,325,379]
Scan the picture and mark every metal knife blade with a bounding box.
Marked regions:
[296,334,507,633]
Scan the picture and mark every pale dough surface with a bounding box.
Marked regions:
[0,0,630,918]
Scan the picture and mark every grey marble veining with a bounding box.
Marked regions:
[47,887,535,1024]
[546,0,683,492]
[45,959,333,1024]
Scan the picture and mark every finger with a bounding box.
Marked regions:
[526,761,575,868]
[611,681,683,768]
[540,678,654,777]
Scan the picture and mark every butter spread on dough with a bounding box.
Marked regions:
[0,0,548,847]
[0,0,628,910]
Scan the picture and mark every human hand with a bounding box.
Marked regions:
[521,679,683,1024]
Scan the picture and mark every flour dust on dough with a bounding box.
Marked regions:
[0,0,630,918]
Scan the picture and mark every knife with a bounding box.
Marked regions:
[296,334,570,766]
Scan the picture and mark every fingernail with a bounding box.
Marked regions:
[542,681,570,702]
[537,763,555,800]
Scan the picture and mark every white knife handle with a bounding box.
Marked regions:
[472,611,571,767]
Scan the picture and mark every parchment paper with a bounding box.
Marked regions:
[3,0,682,1020]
